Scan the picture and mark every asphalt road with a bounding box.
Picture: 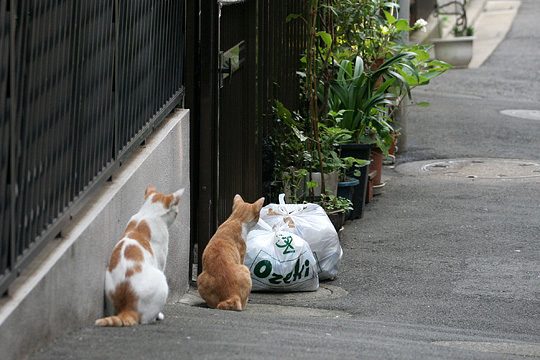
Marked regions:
[31,1,540,359]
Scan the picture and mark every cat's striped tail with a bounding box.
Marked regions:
[216,296,243,311]
[95,310,140,327]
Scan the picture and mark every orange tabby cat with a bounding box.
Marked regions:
[197,194,264,311]
[95,185,184,326]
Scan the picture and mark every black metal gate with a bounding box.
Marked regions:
[0,0,185,295]
[217,2,259,224]
[188,0,306,276]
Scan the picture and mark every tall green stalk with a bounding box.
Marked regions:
[307,0,325,195]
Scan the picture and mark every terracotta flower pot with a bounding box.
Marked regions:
[369,148,384,186]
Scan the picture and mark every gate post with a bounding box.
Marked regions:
[194,0,220,273]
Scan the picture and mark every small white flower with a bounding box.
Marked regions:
[380,25,390,35]
[414,18,428,32]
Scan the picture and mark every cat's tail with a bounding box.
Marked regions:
[216,296,243,311]
[95,310,140,327]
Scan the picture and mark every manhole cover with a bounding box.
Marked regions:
[397,158,540,180]
[500,109,540,121]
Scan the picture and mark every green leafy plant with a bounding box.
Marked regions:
[270,0,450,203]
[319,193,353,213]
[269,101,311,202]
[453,25,474,37]
[325,1,451,154]
[330,0,400,65]
[281,168,309,204]
[339,156,370,180]
[325,54,412,153]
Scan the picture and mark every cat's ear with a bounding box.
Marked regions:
[232,194,244,210]
[171,188,185,206]
[145,185,157,199]
[254,197,265,211]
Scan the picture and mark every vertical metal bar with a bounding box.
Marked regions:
[93,0,103,178]
[131,0,142,134]
[16,0,38,254]
[149,0,158,125]
[156,0,164,116]
[126,0,138,148]
[197,0,219,272]
[113,0,119,160]
[185,0,199,282]
[86,0,97,182]
[0,0,8,280]
[76,1,88,195]
[71,0,85,198]
[66,0,80,206]
[50,0,72,224]
[116,0,126,156]
[103,0,114,170]
[9,0,20,280]
[33,0,53,240]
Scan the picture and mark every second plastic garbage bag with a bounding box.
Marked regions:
[259,194,343,280]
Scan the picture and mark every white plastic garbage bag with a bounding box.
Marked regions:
[245,220,319,292]
[259,194,342,280]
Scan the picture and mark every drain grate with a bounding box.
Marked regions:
[500,109,540,121]
[397,158,540,180]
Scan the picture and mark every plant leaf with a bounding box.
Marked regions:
[286,13,303,23]
[395,19,411,32]
[317,31,333,48]
[383,10,396,24]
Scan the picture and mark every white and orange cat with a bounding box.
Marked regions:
[95,185,184,326]
[197,194,264,311]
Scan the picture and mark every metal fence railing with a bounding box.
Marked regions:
[0,0,185,296]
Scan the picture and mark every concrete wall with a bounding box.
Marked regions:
[0,109,190,360]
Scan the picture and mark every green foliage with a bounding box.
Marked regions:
[453,25,474,37]
[324,55,403,153]
[321,0,451,155]
[269,101,311,201]
[340,156,370,179]
[319,193,353,213]
[270,0,451,202]
[330,0,416,65]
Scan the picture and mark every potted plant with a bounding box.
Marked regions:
[325,3,450,204]
[323,54,400,217]
[269,0,449,211]
[319,193,353,233]
[431,0,475,68]
[336,155,368,200]
[309,124,355,197]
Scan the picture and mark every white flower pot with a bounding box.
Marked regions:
[310,172,339,196]
[432,36,474,68]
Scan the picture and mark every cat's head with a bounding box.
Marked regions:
[231,194,265,226]
[143,185,185,226]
